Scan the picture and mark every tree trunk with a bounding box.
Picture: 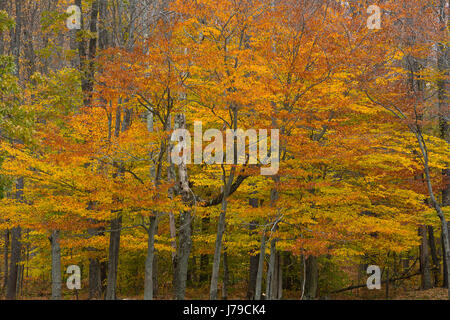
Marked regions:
[265,237,277,300]
[255,231,266,300]
[209,105,238,300]
[222,249,229,300]
[209,201,228,300]
[199,217,210,284]
[247,223,259,299]
[3,229,9,292]
[50,230,62,300]
[271,252,282,300]
[12,0,21,78]
[427,226,440,287]
[144,215,158,300]
[6,226,21,300]
[89,258,102,299]
[419,225,433,290]
[435,0,450,297]
[0,0,5,55]
[173,210,192,300]
[443,228,450,288]
[303,255,318,300]
[152,251,158,296]
[105,215,122,300]
[172,113,193,300]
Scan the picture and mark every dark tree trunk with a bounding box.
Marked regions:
[271,252,282,300]
[89,258,102,299]
[105,215,122,300]
[152,250,158,297]
[303,255,318,300]
[82,0,99,106]
[199,217,210,284]
[255,231,266,300]
[247,252,259,300]
[436,0,450,296]
[12,0,21,78]
[442,228,450,288]
[6,226,21,300]
[0,0,5,55]
[265,237,277,300]
[50,230,61,300]
[247,199,259,300]
[173,210,192,300]
[427,226,440,287]
[144,215,158,300]
[3,229,9,292]
[98,0,109,50]
[222,250,229,300]
[6,177,24,300]
[419,226,433,290]
[6,0,22,300]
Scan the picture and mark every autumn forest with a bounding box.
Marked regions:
[0,0,449,301]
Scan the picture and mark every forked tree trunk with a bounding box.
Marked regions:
[172,114,193,300]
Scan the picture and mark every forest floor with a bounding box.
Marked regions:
[392,288,448,300]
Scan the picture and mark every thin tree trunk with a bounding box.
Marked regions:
[50,230,62,300]
[427,226,440,287]
[209,165,236,299]
[416,131,450,298]
[222,249,229,300]
[255,231,266,300]
[303,255,318,300]
[0,0,5,55]
[247,219,259,300]
[443,228,450,288]
[271,252,282,300]
[6,0,23,301]
[199,217,210,283]
[437,0,449,289]
[265,237,277,300]
[419,225,432,289]
[12,0,21,78]
[105,215,122,300]
[89,258,102,299]
[209,198,229,300]
[3,229,9,292]
[6,226,21,300]
[173,210,192,300]
[144,215,158,300]
[209,104,238,300]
